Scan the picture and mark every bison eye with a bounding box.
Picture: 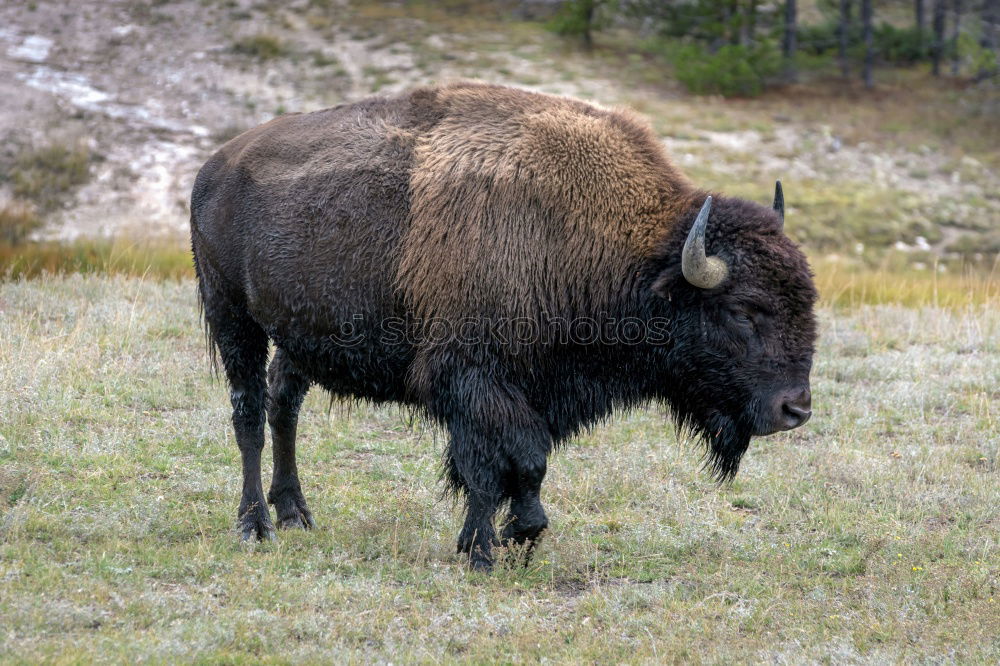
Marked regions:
[729,308,757,330]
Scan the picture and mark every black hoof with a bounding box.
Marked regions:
[457,532,495,572]
[500,516,548,566]
[468,557,493,573]
[238,501,276,542]
[268,487,315,530]
[276,511,313,530]
[500,521,548,547]
[239,517,276,542]
[467,546,495,572]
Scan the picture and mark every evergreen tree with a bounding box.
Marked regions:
[862,0,874,87]
[932,0,946,75]
[840,0,853,78]
[951,0,962,75]
[784,0,798,81]
[983,0,1000,80]
[985,0,999,50]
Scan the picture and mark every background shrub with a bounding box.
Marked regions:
[6,143,91,211]
[0,200,42,246]
[672,41,781,97]
[231,34,287,60]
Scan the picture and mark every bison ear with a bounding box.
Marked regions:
[651,272,672,300]
[773,180,784,229]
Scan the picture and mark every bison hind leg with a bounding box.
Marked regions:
[266,348,315,530]
[196,264,274,542]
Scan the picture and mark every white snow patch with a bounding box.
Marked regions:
[16,66,209,137]
[48,138,200,241]
[112,24,138,38]
[18,66,110,106]
[8,34,52,62]
[702,130,761,152]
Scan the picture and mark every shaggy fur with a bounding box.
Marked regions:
[190,82,817,570]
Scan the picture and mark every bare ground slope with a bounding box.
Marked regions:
[0,0,996,255]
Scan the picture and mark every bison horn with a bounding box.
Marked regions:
[773,180,784,229]
[681,196,728,290]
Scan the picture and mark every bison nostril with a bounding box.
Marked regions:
[775,387,812,430]
[781,402,812,428]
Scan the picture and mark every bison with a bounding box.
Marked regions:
[191,82,817,571]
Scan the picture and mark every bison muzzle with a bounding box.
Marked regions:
[190,82,818,571]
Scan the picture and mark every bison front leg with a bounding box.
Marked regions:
[440,372,552,572]
[455,482,503,571]
[266,349,314,530]
[501,457,549,562]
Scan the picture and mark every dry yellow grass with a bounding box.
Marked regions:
[4,241,997,310]
[815,257,1000,309]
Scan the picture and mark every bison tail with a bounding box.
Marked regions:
[190,230,221,379]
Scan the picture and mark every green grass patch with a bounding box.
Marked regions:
[3,142,91,211]
[362,65,397,92]
[231,34,287,60]
[0,200,43,245]
[0,275,997,662]
[685,171,953,251]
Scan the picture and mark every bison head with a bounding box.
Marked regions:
[653,182,818,480]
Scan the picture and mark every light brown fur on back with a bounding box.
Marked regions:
[399,82,696,325]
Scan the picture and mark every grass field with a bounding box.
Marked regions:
[1,274,998,662]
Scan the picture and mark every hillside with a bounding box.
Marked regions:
[0,0,997,260]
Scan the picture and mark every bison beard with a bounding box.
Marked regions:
[191,82,817,571]
[666,356,758,482]
[684,409,754,482]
